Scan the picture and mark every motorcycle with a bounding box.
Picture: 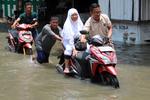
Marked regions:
[6,16,33,55]
[86,35,119,88]
[6,16,18,52]
[16,23,33,55]
[56,36,87,78]
[56,32,120,88]
[56,53,82,77]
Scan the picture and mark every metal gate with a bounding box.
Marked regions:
[0,0,43,18]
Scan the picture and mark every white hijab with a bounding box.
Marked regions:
[61,8,83,40]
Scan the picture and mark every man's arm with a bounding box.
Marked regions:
[54,34,62,41]
[82,17,92,42]
[55,26,62,41]
[107,25,112,38]
[30,21,38,28]
[30,13,39,28]
[106,18,112,38]
[11,17,20,29]
[43,25,62,41]
[103,14,112,38]
[83,17,91,32]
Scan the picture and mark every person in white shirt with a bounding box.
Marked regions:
[61,8,85,73]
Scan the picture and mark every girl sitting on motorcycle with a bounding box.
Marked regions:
[61,8,86,74]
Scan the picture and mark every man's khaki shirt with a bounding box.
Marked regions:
[83,14,112,37]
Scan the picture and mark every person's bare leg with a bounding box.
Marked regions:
[64,59,70,73]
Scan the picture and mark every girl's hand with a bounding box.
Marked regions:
[80,35,87,42]
[72,49,78,57]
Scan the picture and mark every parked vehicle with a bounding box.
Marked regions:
[56,32,120,88]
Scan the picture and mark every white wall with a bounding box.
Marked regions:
[141,0,150,20]
[112,22,140,44]
[133,0,139,21]
[98,0,109,16]
[99,0,150,21]
[110,0,133,20]
[112,22,150,44]
[140,23,150,42]
[98,0,150,44]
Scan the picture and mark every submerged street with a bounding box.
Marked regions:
[0,32,150,100]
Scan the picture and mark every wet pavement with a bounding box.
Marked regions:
[0,32,150,100]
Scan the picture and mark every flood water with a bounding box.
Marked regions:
[0,32,150,100]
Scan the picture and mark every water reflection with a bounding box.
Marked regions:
[0,32,150,100]
[114,42,150,66]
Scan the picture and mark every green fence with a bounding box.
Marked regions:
[0,0,44,17]
[0,0,16,17]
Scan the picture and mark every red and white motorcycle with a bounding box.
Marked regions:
[56,32,120,88]
[16,23,33,55]
[85,35,119,88]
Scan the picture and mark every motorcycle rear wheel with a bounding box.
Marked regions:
[7,38,16,52]
[70,58,82,77]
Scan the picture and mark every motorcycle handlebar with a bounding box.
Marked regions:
[88,35,110,46]
[16,24,32,30]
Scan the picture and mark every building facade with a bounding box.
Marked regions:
[1,0,149,44]
[99,0,150,44]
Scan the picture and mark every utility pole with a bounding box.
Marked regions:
[72,0,74,8]
[17,0,23,11]
[0,0,2,17]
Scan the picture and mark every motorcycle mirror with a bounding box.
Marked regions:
[6,16,13,21]
[31,18,38,24]
[33,18,37,21]
[80,30,89,34]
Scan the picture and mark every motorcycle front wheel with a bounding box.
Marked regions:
[103,72,120,88]
[25,48,33,55]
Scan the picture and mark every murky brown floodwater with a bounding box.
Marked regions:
[0,32,150,100]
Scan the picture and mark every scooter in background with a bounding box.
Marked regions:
[6,16,18,52]
[16,23,33,55]
[6,16,33,55]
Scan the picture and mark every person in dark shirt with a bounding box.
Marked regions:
[11,2,38,40]
[35,17,62,63]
